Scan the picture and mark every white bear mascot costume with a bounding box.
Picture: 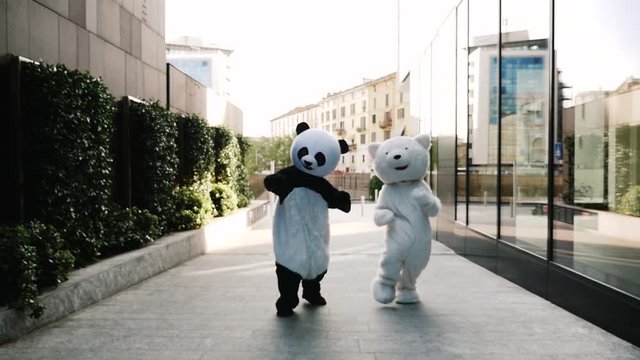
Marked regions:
[368,134,441,304]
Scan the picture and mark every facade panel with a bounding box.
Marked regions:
[405,0,640,345]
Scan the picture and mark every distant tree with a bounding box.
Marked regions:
[245,136,293,174]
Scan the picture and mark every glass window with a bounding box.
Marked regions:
[467,0,499,236]
[432,11,457,223]
[554,0,640,297]
[360,134,366,144]
[499,0,550,257]
[420,47,432,136]
[456,0,469,224]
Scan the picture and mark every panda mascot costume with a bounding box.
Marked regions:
[264,122,351,317]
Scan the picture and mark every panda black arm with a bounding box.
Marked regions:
[317,178,351,213]
[331,190,351,213]
[263,167,295,202]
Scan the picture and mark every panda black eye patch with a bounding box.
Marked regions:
[297,147,309,160]
[315,152,326,166]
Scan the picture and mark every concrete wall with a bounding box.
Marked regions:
[168,64,244,135]
[1,0,166,103]
[168,63,207,116]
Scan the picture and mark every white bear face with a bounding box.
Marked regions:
[291,122,349,178]
[368,135,432,184]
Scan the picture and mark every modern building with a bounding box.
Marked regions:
[166,36,243,134]
[1,0,167,103]
[269,72,411,173]
[166,36,233,97]
[399,0,640,346]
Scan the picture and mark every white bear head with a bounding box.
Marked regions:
[367,134,432,184]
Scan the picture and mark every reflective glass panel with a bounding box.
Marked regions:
[499,0,550,257]
[456,0,469,224]
[467,0,499,236]
[554,0,640,297]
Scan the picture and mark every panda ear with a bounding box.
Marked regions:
[339,139,349,154]
[296,122,310,135]
[368,142,381,158]
[415,134,432,150]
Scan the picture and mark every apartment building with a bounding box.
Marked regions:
[269,72,411,173]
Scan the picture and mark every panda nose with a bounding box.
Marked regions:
[393,155,401,160]
[303,160,312,167]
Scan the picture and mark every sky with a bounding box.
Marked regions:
[166,0,399,137]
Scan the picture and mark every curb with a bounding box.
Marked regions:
[0,200,270,344]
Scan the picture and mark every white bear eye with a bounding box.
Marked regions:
[405,147,408,150]
[385,152,388,155]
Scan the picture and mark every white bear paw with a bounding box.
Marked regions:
[395,289,420,304]
[372,279,395,304]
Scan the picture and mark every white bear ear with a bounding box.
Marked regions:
[368,142,381,158]
[415,134,432,151]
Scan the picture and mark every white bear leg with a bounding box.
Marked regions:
[371,277,396,304]
[372,249,403,304]
[395,288,420,304]
[395,239,431,304]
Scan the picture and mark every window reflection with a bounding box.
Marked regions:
[499,0,550,257]
[432,13,457,221]
[456,0,468,224]
[554,0,640,297]
[467,0,499,236]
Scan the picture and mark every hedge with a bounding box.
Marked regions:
[128,100,179,233]
[0,222,74,318]
[177,114,216,186]
[1,59,253,317]
[20,61,115,265]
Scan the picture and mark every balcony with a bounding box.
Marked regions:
[349,143,357,152]
[356,125,366,132]
[334,127,346,136]
[379,112,392,130]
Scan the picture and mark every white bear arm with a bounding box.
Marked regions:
[412,183,441,218]
[374,208,395,226]
[423,196,441,217]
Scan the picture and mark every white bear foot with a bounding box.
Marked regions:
[372,279,395,304]
[395,289,420,304]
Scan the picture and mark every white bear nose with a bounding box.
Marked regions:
[393,155,401,160]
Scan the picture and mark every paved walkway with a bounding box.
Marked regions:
[1,203,639,359]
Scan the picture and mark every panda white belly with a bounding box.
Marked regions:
[273,187,329,279]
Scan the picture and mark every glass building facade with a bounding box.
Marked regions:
[408,0,640,345]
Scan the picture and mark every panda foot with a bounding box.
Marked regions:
[302,294,327,306]
[276,308,295,317]
[372,279,395,304]
[395,289,420,304]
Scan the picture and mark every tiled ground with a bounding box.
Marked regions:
[1,204,639,359]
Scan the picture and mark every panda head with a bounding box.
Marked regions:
[291,122,349,178]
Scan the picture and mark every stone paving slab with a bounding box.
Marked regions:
[1,203,639,359]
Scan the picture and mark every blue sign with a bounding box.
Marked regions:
[555,143,563,160]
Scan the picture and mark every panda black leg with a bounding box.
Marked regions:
[275,264,302,317]
[302,271,327,306]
